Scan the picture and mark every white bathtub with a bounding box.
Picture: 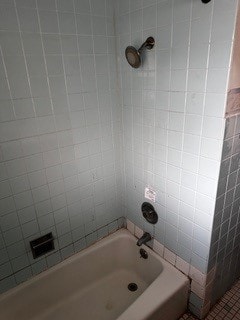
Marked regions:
[0,229,189,320]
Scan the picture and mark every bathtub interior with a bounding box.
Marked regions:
[0,230,187,320]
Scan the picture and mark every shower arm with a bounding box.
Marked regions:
[138,37,155,54]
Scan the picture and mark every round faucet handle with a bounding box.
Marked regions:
[142,202,158,224]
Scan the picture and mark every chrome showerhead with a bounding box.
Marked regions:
[125,37,155,69]
[125,46,141,68]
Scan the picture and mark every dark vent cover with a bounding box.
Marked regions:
[30,232,54,259]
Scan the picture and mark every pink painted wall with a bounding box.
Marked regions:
[226,2,240,117]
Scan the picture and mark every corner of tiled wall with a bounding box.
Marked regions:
[126,218,216,319]
[208,113,240,307]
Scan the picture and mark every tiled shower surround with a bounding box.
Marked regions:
[116,0,239,318]
[0,0,123,292]
[0,0,240,319]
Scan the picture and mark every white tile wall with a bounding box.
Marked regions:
[0,0,123,292]
[116,0,237,275]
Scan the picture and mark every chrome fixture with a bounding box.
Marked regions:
[125,37,155,68]
[142,202,158,224]
[136,232,152,246]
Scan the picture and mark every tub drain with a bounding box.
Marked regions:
[128,283,138,292]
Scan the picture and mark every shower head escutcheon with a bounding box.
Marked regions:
[125,37,155,69]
